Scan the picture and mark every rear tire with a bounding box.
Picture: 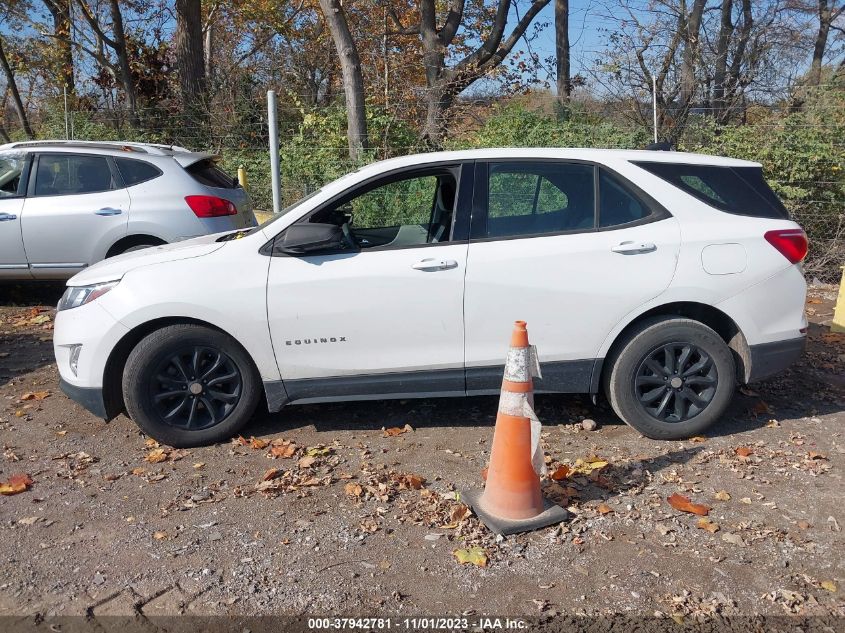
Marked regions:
[122,325,261,447]
[604,317,736,440]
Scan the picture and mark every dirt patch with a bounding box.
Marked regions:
[0,282,843,623]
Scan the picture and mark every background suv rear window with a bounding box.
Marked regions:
[634,161,788,219]
[186,159,237,188]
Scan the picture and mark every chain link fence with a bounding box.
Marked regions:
[5,94,844,282]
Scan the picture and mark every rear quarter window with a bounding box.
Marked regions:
[115,157,162,187]
[633,161,788,219]
[186,159,237,188]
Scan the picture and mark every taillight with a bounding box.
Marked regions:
[185,195,237,218]
[764,229,808,264]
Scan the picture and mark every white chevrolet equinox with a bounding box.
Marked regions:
[53,148,808,447]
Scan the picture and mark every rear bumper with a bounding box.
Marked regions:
[747,336,806,383]
[59,378,108,419]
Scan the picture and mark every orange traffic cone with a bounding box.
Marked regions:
[463,321,568,535]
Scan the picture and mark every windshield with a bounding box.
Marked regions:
[246,189,322,235]
[0,154,25,198]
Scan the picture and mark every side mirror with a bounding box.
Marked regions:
[277,223,345,255]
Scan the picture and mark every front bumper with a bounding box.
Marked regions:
[59,378,108,419]
[747,336,806,383]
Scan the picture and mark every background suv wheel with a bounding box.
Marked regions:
[122,324,261,447]
[604,316,736,439]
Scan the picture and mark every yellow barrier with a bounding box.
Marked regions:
[237,164,248,190]
[833,266,845,333]
[253,211,274,224]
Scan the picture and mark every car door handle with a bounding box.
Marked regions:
[611,241,657,254]
[0,213,17,222]
[411,258,458,271]
[94,207,122,216]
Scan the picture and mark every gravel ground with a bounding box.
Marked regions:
[0,282,843,627]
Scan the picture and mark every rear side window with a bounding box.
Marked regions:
[34,154,115,196]
[186,159,237,188]
[599,169,650,227]
[485,162,596,238]
[115,157,162,187]
[634,161,788,219]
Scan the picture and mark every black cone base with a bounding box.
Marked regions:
[462,488,569,536]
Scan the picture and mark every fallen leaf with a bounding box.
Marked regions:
[714,490,731,501]
[797,520,811,529]
[449,504,469,524]
[453,546,487,567]
[0,473,33,495]
[131,467,146,476]
[751,400,773,416]
[721,532,744,546]
[17,516,40,525]
[249,437,269,450]
[261,467,281,482]
[735,446,754,458]
[298,455,316,468]
[193,462,205,470]
[696,518,720,533]
[821,581,837,593]
[667,493,710,516]
[305,446,332,457]
[144,439,160,448]
[269,440,296,458]
[20,391,50,401]
[596,503,613,515]
[549,465,570,481]
[344,482,363,497]
[403,474,425,489]
[145,448,168,464]
[56,430,67,437]
[688,435,707,443]
[808,451,827,460]
[153,531,167,540]
[765,419,780,428]
[383,427,407,437]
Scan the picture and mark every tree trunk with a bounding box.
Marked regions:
[175,0,206,115]
[554,0,571,116]
[712,0,733,121]
[108,0,139,127]
[0,37,34,139]
[318,0,367,161]
[808,0,831,86]
[44,0,75,97]
[679,0,706,109]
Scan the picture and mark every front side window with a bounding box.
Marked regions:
[34,154,115,196]
[0,154,25,198]
[306,171,458,249]
[485,162,595,238]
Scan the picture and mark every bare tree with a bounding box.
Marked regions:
[390,0,552,145]
[0,35,34,138]
[75,0,139,126]
[318,0,367,160]
[808,0,845,85]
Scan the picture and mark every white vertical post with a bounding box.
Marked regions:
[267,90,282,214]
[64,86,69,140]
[652,74,659,144]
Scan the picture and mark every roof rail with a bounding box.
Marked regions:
[0,140,193,154]
[644,141,673,151]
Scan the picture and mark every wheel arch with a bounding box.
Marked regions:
[101,316,262,420]
[597,301,752,393]
[105,234,167,258]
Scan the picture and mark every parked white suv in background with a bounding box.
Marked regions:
[0,140,255,279]
[53,148,808,446]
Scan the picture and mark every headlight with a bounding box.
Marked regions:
[58,281,119,311]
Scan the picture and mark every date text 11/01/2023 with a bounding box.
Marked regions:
[307,617,528,630]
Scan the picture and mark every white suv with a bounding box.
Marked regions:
[53,148,808,447]
[0,140,255,279]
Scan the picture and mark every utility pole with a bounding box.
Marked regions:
[267,90,282,214]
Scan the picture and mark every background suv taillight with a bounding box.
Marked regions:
[764,229,808,264]
[185,195,237,218]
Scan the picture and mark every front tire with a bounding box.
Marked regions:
[122,325,261,447]
[604,317,736,440]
